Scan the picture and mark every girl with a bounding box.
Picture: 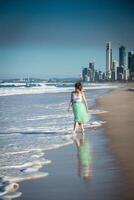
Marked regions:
[68,82,89,134]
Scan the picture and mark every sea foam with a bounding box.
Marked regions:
[0,83,121,97]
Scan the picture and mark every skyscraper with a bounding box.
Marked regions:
[119,46,126,67]
[82,67,89,82]
[106,42,112,79]
[117,66,124,81]
[128,51,133,70]
[128,51,134,80]
[111,60,118,81]
[89,62,95,82]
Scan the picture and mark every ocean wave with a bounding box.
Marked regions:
[25,113,70,121]
[0,85,71,97]
[0,124,73,134]
[0,83,121,97]
[0,159,51,170]
[0,130,73,196]
[11,172,49,183]
[0,171,48,198]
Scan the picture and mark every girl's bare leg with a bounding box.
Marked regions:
[73,121,78,133]
[79,123,84,135]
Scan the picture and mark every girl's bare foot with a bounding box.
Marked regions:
[72,130,76,134]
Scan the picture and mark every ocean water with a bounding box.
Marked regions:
[0,83,122,199]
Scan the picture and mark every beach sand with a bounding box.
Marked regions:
[97,83,134,200]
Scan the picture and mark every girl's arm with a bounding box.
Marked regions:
[67,92,73,112]
[82,91,88,112]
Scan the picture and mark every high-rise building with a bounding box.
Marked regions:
[98,71,103,81]
[82,67,89,82]
[128,51,134,80]
[94,70,99,82]
[89,62,95,82]
[119,46,126,67]
[112,60,118,70]
[111,60,118,81]
[128,51,133,70]
[123,68,129,81]
[89,62,95,71]
[102,72,106,80]
[106,42,112,79]
[117,66,124,81]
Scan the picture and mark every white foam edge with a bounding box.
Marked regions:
[4,149,44,156]
[25,113,69,121]
[0,142,73,195]
[0,141,73,172]
[0,172,48,197]
[0,159,51,170]
[1,192,22,200]
[89,109,108,114]
[4,126,73,133]
[10,172,49,183]
[0,182,19,197]
[85,121,107,128]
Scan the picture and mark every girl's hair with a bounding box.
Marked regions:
[75,82,83,91]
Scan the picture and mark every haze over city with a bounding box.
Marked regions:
[0,0,134,78]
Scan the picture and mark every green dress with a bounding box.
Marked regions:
[71,93,89,123]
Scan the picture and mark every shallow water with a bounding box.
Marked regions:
[0,85,123,199]
[17,127,123,200]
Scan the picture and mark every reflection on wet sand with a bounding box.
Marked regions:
[73,133,92,181]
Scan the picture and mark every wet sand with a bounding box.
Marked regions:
[17,127,122,200]
[97,83,134,200]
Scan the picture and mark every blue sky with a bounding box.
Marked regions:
[0,0,134,78]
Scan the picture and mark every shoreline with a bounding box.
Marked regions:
[96,83,134,200]
[2,86,125,200]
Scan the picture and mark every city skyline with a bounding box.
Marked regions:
[82,42,134,82]
[0,0,134,78]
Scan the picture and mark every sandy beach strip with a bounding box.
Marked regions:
[97,83,134,200]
